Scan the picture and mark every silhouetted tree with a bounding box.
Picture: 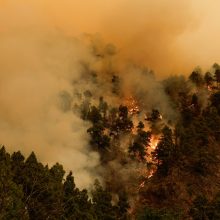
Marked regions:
[0,147,28,219]
[92,180,116,220]
[153,126,176,176]
[189,69,204,87]
[204,72,214,88]
[129,122,151,162]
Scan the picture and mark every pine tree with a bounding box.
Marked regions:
[87,123,110,151]
[92,180,117,220]
[117,190,130,220]
[153,126,175,176]
[112,105,133,134]
[189,69,204,87]
[0,147,28,219]
[62,171,79,219]
[204,72,214,88]
[129,122,151,162]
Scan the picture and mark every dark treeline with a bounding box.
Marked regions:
[0,147,129,220]
[2,63,220,219]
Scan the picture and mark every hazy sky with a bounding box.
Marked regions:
[1,0,219,74]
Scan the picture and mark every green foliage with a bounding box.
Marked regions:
[113,105,133,133]
[0,147,126,219]
[87,123,110,151]
[0,147,28,219]
[62,171,93,219]
[22,152,64,219]
[92,180,117,220]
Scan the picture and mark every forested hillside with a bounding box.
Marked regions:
[1,61,220,219]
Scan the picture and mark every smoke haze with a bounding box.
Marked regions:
[1,0,220,74]
[0,30,100,188]
[0,0,220,187]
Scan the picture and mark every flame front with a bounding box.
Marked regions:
[138,135,160,189]
[123,95,160,189]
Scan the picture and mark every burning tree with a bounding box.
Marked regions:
[129,121,151,162]
[152,126,176,176]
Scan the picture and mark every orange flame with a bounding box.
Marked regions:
[138,135,160,189]
[150,136,160,150]
[123,96,140,115]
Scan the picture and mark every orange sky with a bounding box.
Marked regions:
[0,0,220,75]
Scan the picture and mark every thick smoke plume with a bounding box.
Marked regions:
[0,0,220,189]
[0,30,101,188]
[1,0,220,75]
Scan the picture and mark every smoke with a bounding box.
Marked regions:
[2,0,220,75]
[0,29,101,188]
[0,0,220,189]
[120,65,178,122]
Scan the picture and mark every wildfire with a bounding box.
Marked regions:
[122,95,161,188]
[138,168,157,190]
[123,96,140,115]
[138,135,160,190]
[145,135,160,162]
[150,135,160,150]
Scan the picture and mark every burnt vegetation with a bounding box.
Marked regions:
[2,63,220,219]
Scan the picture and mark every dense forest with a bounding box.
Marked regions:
[2,56,220,219]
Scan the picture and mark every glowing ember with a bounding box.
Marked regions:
[146,169,156,179]
[139,181,145,189]
[124,96,140,115]
[207,85,214,92]
[138,165,157,190]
